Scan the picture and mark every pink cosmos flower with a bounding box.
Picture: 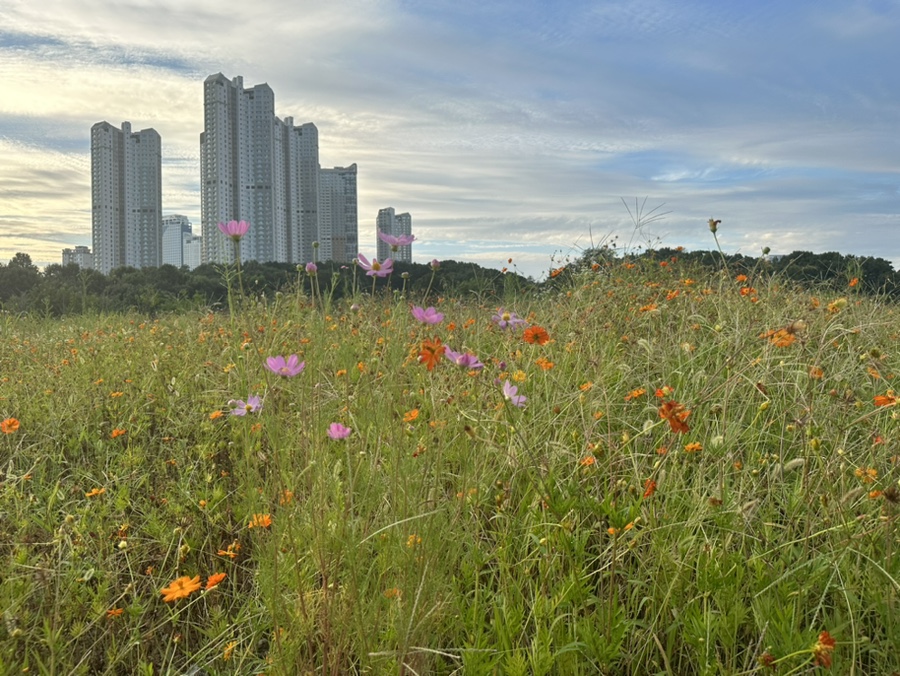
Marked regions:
[492,308,528,330]
[411,306,444,324]
[327,422,352,439]
[229,395,262,416]
[265,354,305,378]
[501,380,526,408]
[377,231,416,250]
[357,254,393,277]
[444,347,484,370]
[217,220,250,241]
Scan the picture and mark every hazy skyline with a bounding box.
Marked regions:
[2,0,899,279]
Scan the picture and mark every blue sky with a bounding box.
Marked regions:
[1,0,898,278]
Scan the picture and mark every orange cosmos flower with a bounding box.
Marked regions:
[642,479,657,498]
[624,387,646,401]
[812,630,836,668]
[684,442,703,453]
[523,325,550,345]
[85,487,106,498]
[418,337,445,371]
[874,391,897,407]
[1,418,19,434]
[205,572,227,590]
[248,513,272,529]
[403,408,420,423]
[658,400,691,434]
[110,428,127,439]
[535,356,554,370]
[106,607,124,618]
[160,575,202,602]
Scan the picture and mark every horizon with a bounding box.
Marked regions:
[2,1,899,280]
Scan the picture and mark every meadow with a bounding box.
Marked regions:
[1,246,899,674]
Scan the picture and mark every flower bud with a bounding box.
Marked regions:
[708,218,721,233]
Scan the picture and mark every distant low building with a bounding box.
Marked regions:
[183,232,202,270]
[376,207,412,263]
[162,214,192,267]
[62,245,94,269]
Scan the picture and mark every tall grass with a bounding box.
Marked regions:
[1,254,898,674]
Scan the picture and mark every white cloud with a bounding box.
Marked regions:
[2,0,899,278]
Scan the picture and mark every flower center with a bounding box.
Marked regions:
[502,312,511,321]
[372,260,382,271]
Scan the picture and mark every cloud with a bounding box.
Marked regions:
[2,0,900,278]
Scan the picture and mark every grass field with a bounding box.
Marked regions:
[1,251,899,674]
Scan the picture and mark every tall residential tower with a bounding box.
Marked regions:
[200,73,320,265]
[319,164,358,264]
[91,121,162,274]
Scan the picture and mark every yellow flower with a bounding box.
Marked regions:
[85,487,106,498]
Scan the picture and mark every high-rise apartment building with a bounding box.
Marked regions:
[91,121,162,275]
[161,214,192,267]
[318,164,358,264]
[200,73,320,265]
[376,207,413,263]
[62,245,94,269]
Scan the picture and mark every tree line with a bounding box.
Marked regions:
[1,247,897,317]
[0,254,535,316]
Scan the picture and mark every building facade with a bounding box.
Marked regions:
[376,207,413,263]
[62,245,94,269]
[183,233,202,270]
[200,74,320,266]
[161,214,192,267]
[91,121,162,275]
[318,164,358,264]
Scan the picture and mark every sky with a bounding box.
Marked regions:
[1,0,899,280]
